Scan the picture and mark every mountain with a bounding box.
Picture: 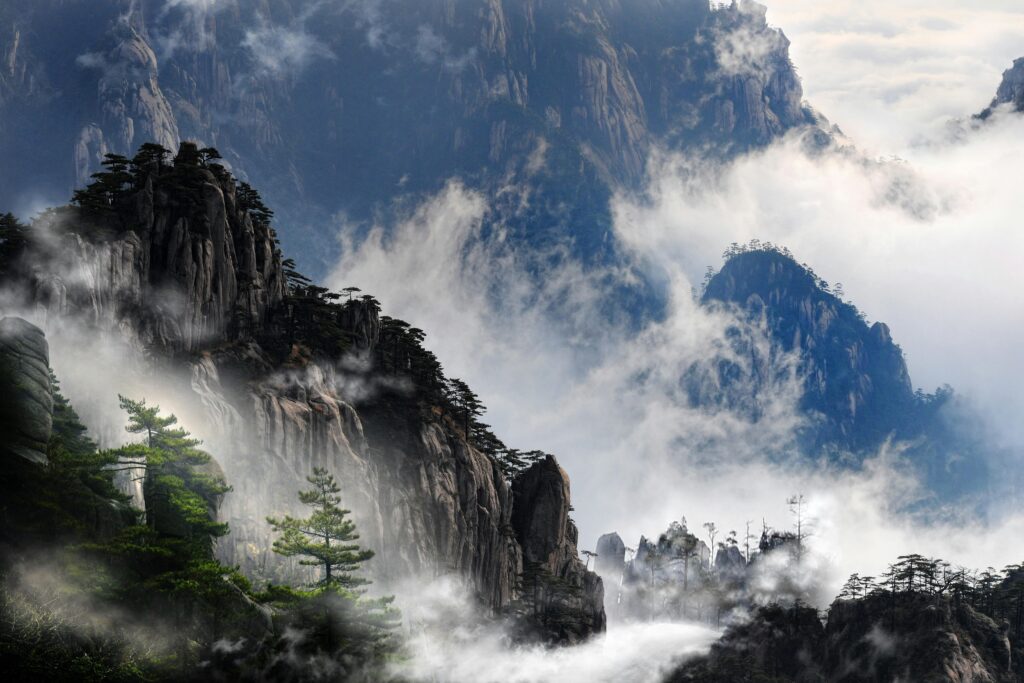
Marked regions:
[0,0,819,274]
[979,57,1024,119]
[696,245,991,502]
[0,143,604,650]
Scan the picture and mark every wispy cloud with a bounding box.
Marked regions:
[241,22,334,79]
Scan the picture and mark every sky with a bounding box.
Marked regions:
[765,0,1024,151]
[326,0,1024,597]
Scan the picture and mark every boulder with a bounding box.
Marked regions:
[0,317,52,464]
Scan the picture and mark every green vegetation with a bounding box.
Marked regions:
[0,383,410,681]
[0,387,246,680]
[839,554,1024,641]
[262,468,400,676]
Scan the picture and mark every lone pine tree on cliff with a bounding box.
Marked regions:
[267,467,374,592]
[266,468,398,661]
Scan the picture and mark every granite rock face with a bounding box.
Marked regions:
[0,0,818,271]
[595,531,626,576]
[702,249,915,452]
[27,166,285,356]
[512,455,606,640]
[698,248,990,501]
[0,317,52,464]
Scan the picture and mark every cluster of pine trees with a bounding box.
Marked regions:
[840,554,1024,640]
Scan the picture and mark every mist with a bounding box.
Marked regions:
[325,37,1024,616]
[386,577,719,683]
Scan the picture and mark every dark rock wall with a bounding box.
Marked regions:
[0,316,52,465]
[512,455,606,639]
[979,57,1024,118]
[669,595,1017,683]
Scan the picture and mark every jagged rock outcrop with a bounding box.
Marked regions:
[2,143,604,634]
[668,595,1018,683]
[979,57,1024,118]
[714,544,746,579]
[512,455,605,641]
[0,317,52,464]
[26,159,285,355]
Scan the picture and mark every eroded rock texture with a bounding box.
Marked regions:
[512,455,606,640]
[668,595,1018,683]
[0,316,52,464]
[0,0,819,270]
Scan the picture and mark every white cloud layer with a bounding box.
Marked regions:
[762,0,1024,151]
[327,46,1024,609]
[387,577,719,683]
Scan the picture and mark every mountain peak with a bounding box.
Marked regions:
[702,244,915,454]
[978,56,1024,119]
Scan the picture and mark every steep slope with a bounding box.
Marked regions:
[702,248,915,453]
[0,0,819,272]
[0,143,603,635]
[0,317,51,466]
[698,246,989,500]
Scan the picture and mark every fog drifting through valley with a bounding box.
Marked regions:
[6,2,1024,680]
[326,0,1024,607]
[385,577,719,683]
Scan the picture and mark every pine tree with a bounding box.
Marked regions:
[267,467,374,593]
[108,396,229,541]
[265,468,399,665]
[0,212,30,271]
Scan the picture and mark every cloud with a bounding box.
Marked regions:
[711,5,790,80]
[760,0,1024,150]
[326,105,1024,612]
[414,25,477,72]
[242,23,334,79]
[614,116,1024,453]
[152,0,226,60]
[336,0,391,50]
[386,576,719,683]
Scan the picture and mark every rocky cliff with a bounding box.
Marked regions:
[0,0,819,273]
[0,317,52,465]
[511,455,605,641]
[0,143,603,634]
[702,247,915,453]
